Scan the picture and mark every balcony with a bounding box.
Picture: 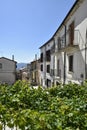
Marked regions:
[51,30,84,53]
[66,30,83,48]
[50,69,55,76]
[50,69,61,78]
[57,69,61,77]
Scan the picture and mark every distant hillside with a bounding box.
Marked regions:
[17,63,27,69]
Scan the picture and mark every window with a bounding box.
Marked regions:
[57,59,61,76]
[69,55,73,72]
[46,79,51,87]
[40,53,43,62]
[41,64,43,71]
[0,63,2,69]
[47,65,50,73]
[46,50,50,61]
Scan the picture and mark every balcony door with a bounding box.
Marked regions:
[69,21,74,45]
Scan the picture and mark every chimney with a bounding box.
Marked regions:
[12,55,14,61]
[35,54,37,61]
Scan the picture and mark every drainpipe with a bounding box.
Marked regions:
[85,29,87,80]
[63,25,66,85]
[44,45,46,87]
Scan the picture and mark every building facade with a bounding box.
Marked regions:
[0,57,17,84]
[29,59,40,86]
[40,0,87,87]
[40,39,54,87]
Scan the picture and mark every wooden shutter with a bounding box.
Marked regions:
[69,21,74,45]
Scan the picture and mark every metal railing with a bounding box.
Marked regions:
[52,30,84,52]
[50,69,61,77]
[51,44,55,54]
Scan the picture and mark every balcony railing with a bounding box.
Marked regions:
[50,69,61,77]
[57,69,61,77]
[50,69,55,76]
[59,30,84,50]
[51,44,55,54]
[51,30,84,53]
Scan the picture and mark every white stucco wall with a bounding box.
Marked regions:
[66,0,87,46]
[40,0,87,86]
[54,0,87,84]
[65,0,87,83]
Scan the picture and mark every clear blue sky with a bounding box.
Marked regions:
[0,0,76,63]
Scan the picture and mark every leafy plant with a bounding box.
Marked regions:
[0,81,87,129]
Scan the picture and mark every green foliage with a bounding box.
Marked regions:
[0,80,87,129]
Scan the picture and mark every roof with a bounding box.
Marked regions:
[39,0,80,49]
[0,57,17,63]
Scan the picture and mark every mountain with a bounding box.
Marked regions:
[17,63,27,69]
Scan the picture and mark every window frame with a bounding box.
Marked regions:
[41,64,43,71]
[40,53,43,62]
[68,55,73,72]
[47,64,50,73]
[46,50,51,62]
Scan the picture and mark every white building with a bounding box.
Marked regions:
[40,39,54,87]
[40,0,87,87]
[0,57,17,84]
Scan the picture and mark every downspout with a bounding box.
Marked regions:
[44,45,46,87]
[85,29,87,80]
[53,38,55,85]
[63,25,66,84]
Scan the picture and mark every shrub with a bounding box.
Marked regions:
[0,81,87,130]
